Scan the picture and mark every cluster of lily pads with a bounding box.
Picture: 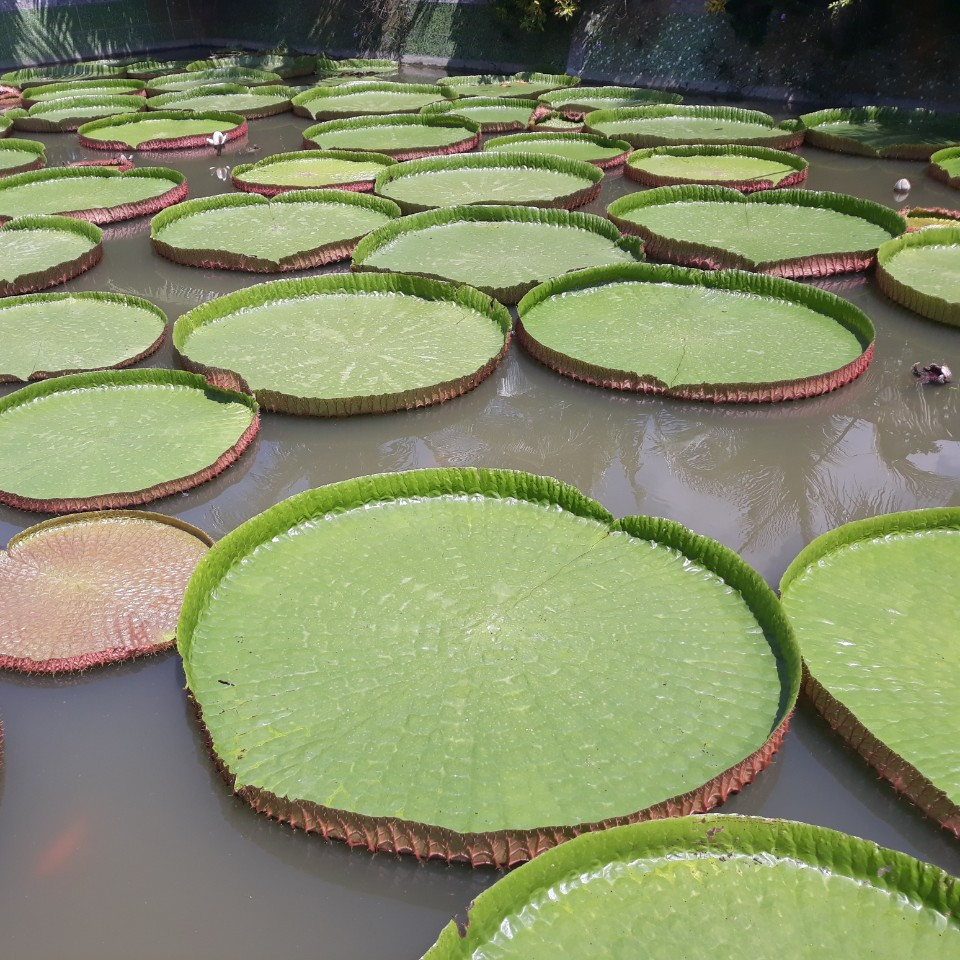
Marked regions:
[0,51,959,958]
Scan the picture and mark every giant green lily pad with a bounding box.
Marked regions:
[876,226,960,326]
[584,105,804,149]
[353,204,644,303]
[929,146,960,190]
[178,468,798,865]
[789,107,960,159]
[292,82,449,120]
[538,84,684,119]
[231,149,396,195]
[440,72,578,100]
[21,78,145,104]
[0,510,212,673]
[625,144,809,193]
[315,57,397,77]
[517,263,874,403]
[186,54,315,78]
[421,97,538,132]
[8,95,147,132]
[146,84,293,118]
[145,68,284,95]
[0,368,259,513]
[173,274,510,415]
[0,291,165,381]
[125,59,192,80]
[1,65,124,88]
[302,113,480,161]
[0,138,45,177]
[780,510,960,836]
[374,152,603,214]
[422,815,960,954]
[0,215,102,297]
[483,131,631,168]
[0,166,185,224]
[607,186,904,278]
[78,110,247,150]
[152,190,400,272]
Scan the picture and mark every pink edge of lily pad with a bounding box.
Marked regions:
[78,119,248,151]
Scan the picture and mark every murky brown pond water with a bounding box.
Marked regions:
[1,65,959,959]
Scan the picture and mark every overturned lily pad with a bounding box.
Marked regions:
[0,138,45,177]
[421,97,538,133]
[186,54,315,79]
[0,511,212,673]
[0,215,102,296]
[179,468,798,865]
[0,166,185,224]
[7,95,147,132]
[0,368,259,513]
[516,263,874,403]
[483,131,631,168]
[585,105,804,149]
[876,226,960,326]
[232,149,396,195]
[607,186,904,278]
[173,274,510,415]
[929,146,960,189]
[538,84,684,120]
[21,78,145,105]
[780,510,960,836]
[374,152,603,214]
[145,68,284,95]
[302,113,480,161]
[316,57,396,77]
[353,204,644,303]
[788,107,960,159]
[78,110,247,150]
[0,291,165,381]
[292,82,449,120]
[422,815,960,952]
[440,72,579,100]
[625,144,809,192]
[152,190,400,272]
[146,84,293,119]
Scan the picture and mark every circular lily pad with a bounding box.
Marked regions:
[0,166,185,224]
[421,97,538,132]
[316,57,396,77]
[373,152,603,214]
[530,111,584,132]
[516,263,874,403]
[231,149,396,195]
[422,815,960,951]
[0,510,212,673]
[791,107,960,159]
[125,59,192,80]
[292,82,449,120]
[538,84,684,119]
[301,113,480,161]
[607,186,905,278]
[929,146,960,190]
[0,291,165,382]
[624,144,809,192]
[0,368,259,513]
[0,215,102,297]
[483,131,631,168]
[178,468,798,865]
[584,105,804,149]
[21,78,145,104]
[780,510,960,836]
[8,95,147,132]
[152,189,401,272]
[145,84,293,118]
[145,68,284,95]
[1,65,124,88]
[0,138,45,177]
[78,109,247,150]
[353,204,644,303]
[440,72,579,100]
[186,54,315,79]
[173,274,510,415]
[876,226,960,326]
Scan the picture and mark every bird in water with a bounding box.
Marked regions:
[912,361,952,384]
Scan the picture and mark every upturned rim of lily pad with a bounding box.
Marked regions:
[421,96,540,132]
[291,81,450,120]
[77,109,248,151]
[928,145,960,190]
[6,94,147,132]
[482,130,632,169]
[0,137,45,177]
[0,214,102,297]
[231,149,397,196]
[145,84,294,119]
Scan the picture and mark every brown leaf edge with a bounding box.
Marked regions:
[0,510,213,674]
[515,263,875,404]
[780,508,960,838]
[172,272,511,415]
[179,468,800,867]
[0,367,260,514]
[0,215,103,297]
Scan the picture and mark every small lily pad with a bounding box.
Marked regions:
[0,138,45,177]
[145,68,284,95]
[231,149,396,195]
[929,146,960,190]
[539,84,684,118]
[876,225,960,326]
[421,97,538,132]
[440,72,578,100]
[0,215,102,297]
[21,78,145,104]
